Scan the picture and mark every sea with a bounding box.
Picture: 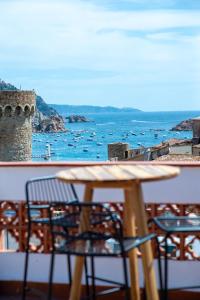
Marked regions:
[32,110,200,161]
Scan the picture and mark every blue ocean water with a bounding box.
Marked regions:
[32,111,200,161]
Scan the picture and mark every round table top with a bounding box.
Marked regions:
[56,164,180,184]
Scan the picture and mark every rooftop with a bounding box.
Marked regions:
[192,116,200,121]
[156,154,200,161]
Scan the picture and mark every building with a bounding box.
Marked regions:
[0,90,35,161]
[192,116,200,145]
[108,117,200,162]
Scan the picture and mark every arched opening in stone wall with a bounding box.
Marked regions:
[0,107,3,117]
[4,106,12,117]
[15,106,22,116]
[30,105,35,116]
[24,105,30,117]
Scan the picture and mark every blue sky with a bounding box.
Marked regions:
[1,0,200,111]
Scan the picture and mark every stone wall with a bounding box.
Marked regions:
[192,145,200,156]
[108,142,129,160]
[192,118,200,145]
[0,91,35,161]
[150,145,169,160]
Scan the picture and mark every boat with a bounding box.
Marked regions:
[90,132,96,137]
[68,143,74,147]
[83,148,89,152]
[97,142,103,146]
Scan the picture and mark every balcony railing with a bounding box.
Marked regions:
[1,200,200,261]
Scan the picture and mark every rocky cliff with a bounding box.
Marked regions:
[0,79,65,132]
[66,115,91,123]
[32,110,65,133]
[171,119,192,131]
[33,95,65,132]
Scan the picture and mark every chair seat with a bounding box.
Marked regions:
[153,216,200,232]
[32,211,112,227]
[32,213,79,227]
[55,233,155,257]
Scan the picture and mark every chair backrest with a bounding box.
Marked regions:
[25,176,79,205]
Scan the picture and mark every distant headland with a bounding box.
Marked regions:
[171,119,192,131]
[51,104,141,115]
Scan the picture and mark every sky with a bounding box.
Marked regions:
[1,0,200,111]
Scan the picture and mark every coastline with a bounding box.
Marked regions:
[32,110,197,162]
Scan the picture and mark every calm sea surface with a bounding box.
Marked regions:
[32,111,200,161]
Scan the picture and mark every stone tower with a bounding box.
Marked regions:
[192,117,200,145]
[108,142,129,160]
[0,91,35,161]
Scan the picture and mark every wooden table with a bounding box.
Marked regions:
[56,164,180,300]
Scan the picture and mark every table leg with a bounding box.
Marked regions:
[129,182,159,300]
[0,231,4,250]
[69,184,93,300]
[124,189,141,300]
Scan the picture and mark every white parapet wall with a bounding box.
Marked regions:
[0,163,200,203]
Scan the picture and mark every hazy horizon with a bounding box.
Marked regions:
[51,103,200,113]
[1,0,200,111]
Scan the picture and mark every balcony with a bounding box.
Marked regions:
[1,161,200,300]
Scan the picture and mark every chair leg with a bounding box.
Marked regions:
[67,254,72,286]
[122,255,130,300]
[90,256,96,300]
[22,224,31,300]
[48,251,55,300]
[84,257,90,298]
[164,236,169,300]
[155,236,164,299]
[143,286,147,300]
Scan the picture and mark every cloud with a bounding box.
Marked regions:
[1,0,200,108]
[1,1,200,65]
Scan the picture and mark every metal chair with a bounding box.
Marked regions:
[22,176,79,300]
[49,202,156,300]
[152,214,200,300]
